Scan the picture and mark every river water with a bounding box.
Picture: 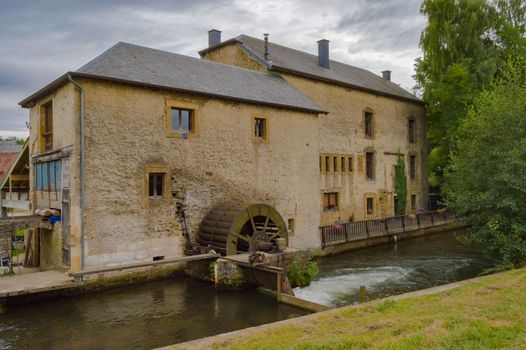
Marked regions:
[294,231,494,307]
[0,231,493,349]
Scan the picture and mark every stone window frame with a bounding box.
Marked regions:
[364,147,376,180]
[411,194,417,211]
[165,99,199,139]
[39,98,54,154]
[322,192,339,211]
[252,113,269,143]
[363,193,377,217]
[407,116,416,144]
[144,165,171,205]
[408,153,417,181]
[363,107,375,139]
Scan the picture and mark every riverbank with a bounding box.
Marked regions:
[170,267,526,349]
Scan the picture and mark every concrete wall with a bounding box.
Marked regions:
[77,79,320,269]
[202,44,428,225]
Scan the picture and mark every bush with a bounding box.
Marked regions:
[287,252,318,288]
[444,66,526,266]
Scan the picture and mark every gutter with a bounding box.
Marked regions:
[67,75,86,271]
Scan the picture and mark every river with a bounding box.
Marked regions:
[294,231,494,307]
[0,231,493,349]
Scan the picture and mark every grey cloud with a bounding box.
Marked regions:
[0,0,425,136]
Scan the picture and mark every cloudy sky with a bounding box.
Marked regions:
[0,0,427,138]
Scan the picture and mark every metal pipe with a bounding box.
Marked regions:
[67,75,85,270]
[263,33,269,60]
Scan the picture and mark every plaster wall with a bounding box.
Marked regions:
[77,79,320,269]
[202,44,428,225]
[28,83,82,270]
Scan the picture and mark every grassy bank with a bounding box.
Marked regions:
[175,268,526,350]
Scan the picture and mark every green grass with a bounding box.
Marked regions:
[178,268,526,350]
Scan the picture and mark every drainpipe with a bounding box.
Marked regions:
[68,75,86,271]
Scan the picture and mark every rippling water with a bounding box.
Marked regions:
[294,231,494,307]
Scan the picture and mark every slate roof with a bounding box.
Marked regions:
[0,141,22,153]
[20,42,324,114]
[199,35,423,104]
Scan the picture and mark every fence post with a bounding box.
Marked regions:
[401,215,406,232]
[384,218,388,235]
[430,212,435,226]
[417,213,420,229]
[365,220,370,238]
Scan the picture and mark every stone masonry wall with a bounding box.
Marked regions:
[79,79,320,268]
[202,44,428,225]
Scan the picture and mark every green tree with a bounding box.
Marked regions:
[415,0,526,187]
[394,154,408,216]
[444,68,526,266]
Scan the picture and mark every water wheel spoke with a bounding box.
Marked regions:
[263,208,271,233]
[231,232,250,243]
[246,208,257,234]
[269,230,282,240]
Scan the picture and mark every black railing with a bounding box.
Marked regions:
[320,210,456,248]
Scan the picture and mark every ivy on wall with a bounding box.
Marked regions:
[394,154,407,216]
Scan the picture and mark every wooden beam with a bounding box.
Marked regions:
[9,174,29,181]
[70,253,220,279]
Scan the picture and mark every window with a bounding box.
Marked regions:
[366,152,375,179]
[411,194,417,211]
[288,218,295,233]
[408,118,415,143]
[170,107,194,133]
[364,111,373,137]
[325,156,330,173]
[341,157,346,173]
[254,118,266,139]
[409,155,416,180]
[366,197,374,215]
[35,160,62,192]
[333,156,338,173]
[348,157,353,172]
[41,102,53,152]
[323,192,339,210]
[148,173,164,198]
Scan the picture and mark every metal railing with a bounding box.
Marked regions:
[320,210,456,248]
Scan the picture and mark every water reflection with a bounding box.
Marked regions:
[0,278,306,350]
[294,231,494,307]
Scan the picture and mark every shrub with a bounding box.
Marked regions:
[287,252,318,288]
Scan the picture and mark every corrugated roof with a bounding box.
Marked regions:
[200,35,423,104]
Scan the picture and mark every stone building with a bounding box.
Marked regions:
[18,32,426,272]
[200,32,427,226]
[19,42,323,271]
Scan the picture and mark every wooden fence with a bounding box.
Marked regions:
[320,210,456,248]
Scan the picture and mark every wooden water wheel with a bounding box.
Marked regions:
[196,203,288,255]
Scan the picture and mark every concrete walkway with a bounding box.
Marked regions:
[0,270,74,299]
